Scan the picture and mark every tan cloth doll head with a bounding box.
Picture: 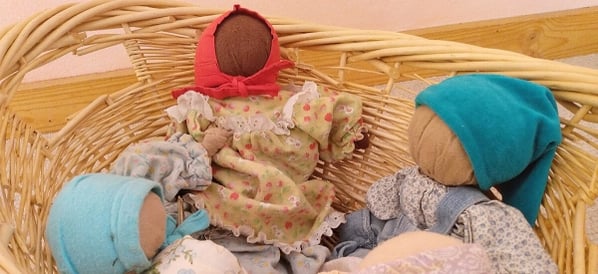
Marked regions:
[407,105,476,186]
[46,174,169,273]
[359,231,464,268]
[407,74,562,225]
[138,192,167,259]
[358,231,493,272]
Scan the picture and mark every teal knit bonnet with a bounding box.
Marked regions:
[415,74,562,225]
[46,173,210,273]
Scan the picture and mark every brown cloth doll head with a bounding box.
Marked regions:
[171,5,370,149]
[172,5,294,100]
[214,11,272,77]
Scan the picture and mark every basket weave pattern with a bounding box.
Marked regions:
[1,1,597,273]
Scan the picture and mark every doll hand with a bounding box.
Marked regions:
[202,127,231,157]
[353,127,370,150]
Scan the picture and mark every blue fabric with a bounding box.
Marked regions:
[332,186,488,259]
[331,208,384,258]
[164,209,209,247]
[415,74,562,224]
[429,186,489,234]
[45,173,210,274]
[331,208,418,258]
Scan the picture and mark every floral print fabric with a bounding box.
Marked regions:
[319,244,493,274]
[110,133,213,215]
[365,166,558,274]
[167,82,365,254]
[196,227,331,274]
[145,236,246,273]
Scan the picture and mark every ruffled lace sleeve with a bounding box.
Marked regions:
[289,82,366,162]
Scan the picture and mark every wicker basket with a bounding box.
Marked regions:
[1,0,597,273]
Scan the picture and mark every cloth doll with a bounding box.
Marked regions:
[146,236,247,274]
[332,74,561,273]
[192,226,332,274]
[320,231,494,274]
[45,174,210,274]
[165,5,368,254]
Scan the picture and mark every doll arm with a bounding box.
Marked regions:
[165,91,215,141]
[201,127,231,157]
[365,170,406,220]
[289,82,367,163]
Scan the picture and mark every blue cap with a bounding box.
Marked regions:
[46,174,163,273]
[415,74,562,225]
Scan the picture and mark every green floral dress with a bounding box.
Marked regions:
[166,81,365,253]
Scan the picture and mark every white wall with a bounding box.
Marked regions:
[2,0,598,82]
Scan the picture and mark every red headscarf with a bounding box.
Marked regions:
[172,5,294,99]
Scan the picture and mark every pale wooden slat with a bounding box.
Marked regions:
[9,6,598,133]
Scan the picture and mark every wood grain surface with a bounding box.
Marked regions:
[9,6,598,133]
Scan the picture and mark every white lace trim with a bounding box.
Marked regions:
[165,91,215,123]
[170,81,320,137]
[216,114,291,136]
[279,80,320,128]
[188,192,345,254]
[244,210,345,254]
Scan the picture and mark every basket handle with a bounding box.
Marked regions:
[0,224,23,274]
